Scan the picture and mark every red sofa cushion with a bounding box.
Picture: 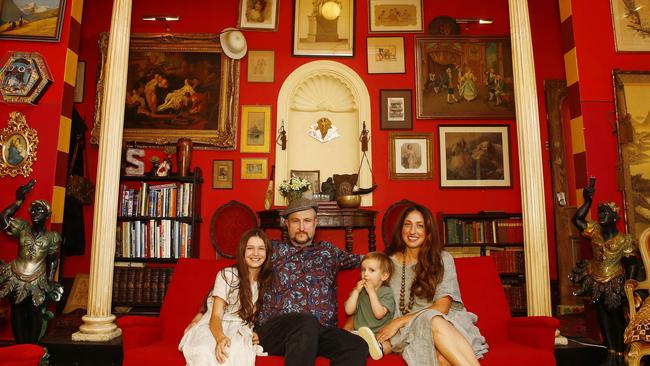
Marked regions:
[0,344,45,366]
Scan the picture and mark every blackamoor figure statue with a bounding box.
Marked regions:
[570,177,637,362]
[0,179,63,343]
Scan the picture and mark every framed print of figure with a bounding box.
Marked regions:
[247,50,275,83]
[367,36,405,74]
[369,0,423,33]
[380,89,412,129]
[292,0,355,57]
[389,132,432,180]
[213,160,234,189]
[239,0,279,31]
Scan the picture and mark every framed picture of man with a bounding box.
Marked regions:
[213,160,234,189]
[389,132,432,180]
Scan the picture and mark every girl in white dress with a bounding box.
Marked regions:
[179,228,272,366]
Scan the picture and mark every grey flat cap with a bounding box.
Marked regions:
[281,197,319,217]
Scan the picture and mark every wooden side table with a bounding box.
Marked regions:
[258,208,378,253]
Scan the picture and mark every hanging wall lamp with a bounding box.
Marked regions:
[141,15,180,32]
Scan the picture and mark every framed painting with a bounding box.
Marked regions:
[389,132,432,180]
[367,36,405,74]
[240,105,271,153]
[368,0,423,33]
[239,0,279,31]
[73,61,85,103]
[292,0,355,57]
[610,0,650,52]
[415,36,515,119]
[290,169,320,193]
[247,50,275,83]
[613,69,650,238]
[213,160,234,189]
[380,89,412,129]
[0,51,52,105]
[0,111,39,178]
[241,157,268,179]
[0,0,66,42]
[438,125,511,188]
[91,33,240,150]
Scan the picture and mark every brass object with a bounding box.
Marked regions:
[625,228,650,366]
[336,195,361,208]
[0,112,38,177]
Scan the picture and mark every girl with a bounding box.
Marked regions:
[179,228,272,366]
[377,203,488,366]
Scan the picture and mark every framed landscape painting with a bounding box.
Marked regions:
[0,0,66,41]
[415,36,515,119]
[438,125,511,188]
[292,0,355,56]
[240,105,271,153]
[368,0,423,33]
[241,158,268,179]
[91,33,240,150]
[610,0,650,52]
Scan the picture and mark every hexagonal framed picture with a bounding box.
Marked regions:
[0,51,52,104]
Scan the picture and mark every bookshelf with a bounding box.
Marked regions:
[113,168,202,310]
[439,212,526,315]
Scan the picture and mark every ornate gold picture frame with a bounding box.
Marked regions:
[0,112,38,177]
[91,33,240,150]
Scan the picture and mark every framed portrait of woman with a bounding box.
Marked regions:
[0,112,39,178]
[239,0,279,31]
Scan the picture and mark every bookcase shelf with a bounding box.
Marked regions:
[439,211,527,315]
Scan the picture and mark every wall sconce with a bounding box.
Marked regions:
[141,15,180,32]
[455,17,493,30]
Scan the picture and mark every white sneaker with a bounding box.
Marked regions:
[358,326,383,360]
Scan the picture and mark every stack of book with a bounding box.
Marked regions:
[112,265,174,307]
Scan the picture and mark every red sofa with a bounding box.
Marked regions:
[118,256,558,366]
[0,344,46,366]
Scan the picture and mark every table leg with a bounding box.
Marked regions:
[368,227,376,252]
[345,227,353,253]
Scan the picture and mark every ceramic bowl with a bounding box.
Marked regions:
[336,195,361,208]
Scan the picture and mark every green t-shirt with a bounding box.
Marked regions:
[353,285,395,333]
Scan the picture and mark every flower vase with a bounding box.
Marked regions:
[285,191,304,205]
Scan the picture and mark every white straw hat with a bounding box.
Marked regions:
[220,28,247,60]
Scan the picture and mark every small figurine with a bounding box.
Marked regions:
[156,157,171,177]
[320,177,336,201]
[149,156,161,176]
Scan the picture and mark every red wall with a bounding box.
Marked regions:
[2,0,566,282]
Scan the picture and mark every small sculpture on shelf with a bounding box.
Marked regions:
[569,177,637,358]
[149,156,161,176]
[0,179,63,344]
[320,177,336,201]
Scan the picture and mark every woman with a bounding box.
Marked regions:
[377,203,488,366]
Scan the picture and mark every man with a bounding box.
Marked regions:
[256,198,367,366]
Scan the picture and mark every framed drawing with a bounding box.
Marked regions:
[368,0,423,33]
[240,105,271,153]
[380,89,412,129]
[0,51,52,105]
[291,169,320,193]
[73,61,85,103]
[613,69,650,238]
[213,160,234,189]
[438,125,511,188]
[241,158,268,179]
[0,112,39,178]
[610,0,650,52]
[247,50,275,83]
[292,0,355,57]
[91,33,240,150]
[0,0,66,42]
[415,36,515,119]
[367,36,405,74]
[239,0,279,31]
[389,132,432,180]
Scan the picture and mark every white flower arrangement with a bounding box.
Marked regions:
[279,175,312,201]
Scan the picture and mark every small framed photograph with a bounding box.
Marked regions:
[240,105,271,153]
[73,61,85,103]
[389,132,433,180]
[380,89,412,129]
[610,0,650,52]
[438,125,511,188]
[0,0,66,42]
[239,0,279,30]
[368,0,423,33]
[367,36,405,74]
[212,160,234,189]
[241,158,268,179]
[292,0,355,57]
[290,169,320,193]
[247,50,275,83]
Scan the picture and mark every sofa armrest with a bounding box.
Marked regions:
[117,315,163,350]
[507,316,559,351]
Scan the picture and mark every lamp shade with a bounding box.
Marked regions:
[320,1,341,20]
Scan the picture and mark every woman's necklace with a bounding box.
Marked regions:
[399,252,415,315]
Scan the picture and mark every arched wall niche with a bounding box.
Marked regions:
[275,60,372,206]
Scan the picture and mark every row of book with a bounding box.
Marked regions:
[116,220,193,259]
[112,265,174,306]
[119,182,194,218]
[490,248,525,274]
[502,277,527,313]
[443,218,524,244]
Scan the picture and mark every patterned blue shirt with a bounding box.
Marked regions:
[257,240,362,327]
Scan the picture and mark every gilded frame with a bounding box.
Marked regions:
[0,112,38,177]
[91,33,240,150]
[240,105,271,153]
[388,132,433,180]
[212,159,234,189]
[241,157,268,179]
[613,69,650,238]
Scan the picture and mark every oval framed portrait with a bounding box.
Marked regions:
[0,112,38,177]
[3,133,28,167]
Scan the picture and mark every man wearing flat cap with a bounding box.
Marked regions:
[256,198,367,365]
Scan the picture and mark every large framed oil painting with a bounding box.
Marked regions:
[438,125,511,188]
[91,33,240,150]
[292,0,355,57]
[610,0,650,52]
[613,70,650,239]
[415,36,515,119]
[0,0,66,41]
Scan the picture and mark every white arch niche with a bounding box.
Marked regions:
[275,60,372,206]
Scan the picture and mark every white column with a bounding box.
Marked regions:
[72,0,132,341]
[508,0,552,316]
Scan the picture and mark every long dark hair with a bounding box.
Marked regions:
[234,228,272,325]
[385,203,443,301]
